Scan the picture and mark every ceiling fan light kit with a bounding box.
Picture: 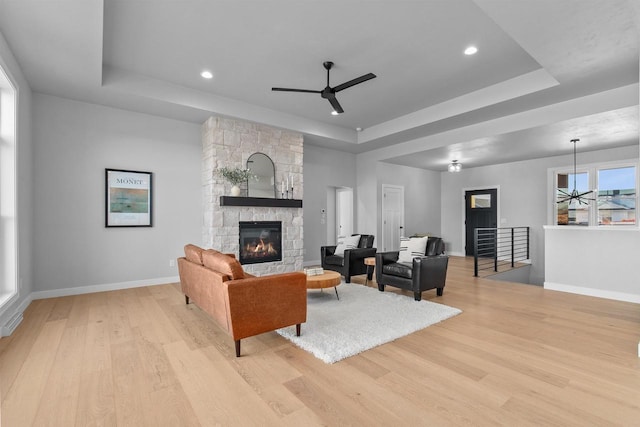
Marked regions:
[272,61,376,114]
[556,138,595,205]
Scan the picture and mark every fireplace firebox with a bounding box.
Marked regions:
[238,221,282,265]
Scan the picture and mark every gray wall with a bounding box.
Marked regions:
[376,161,441,239]
[0,29,33,329]
[356,153,378,236]
[32,94,202,293]
[17,90,640,297]
[356,153,442,253]
[441,144,639,285]
[303,143,357,264]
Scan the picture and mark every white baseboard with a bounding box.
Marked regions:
[448,251,466,257]
[31,276,180,300]
[544,281,640,304]
[303,259,321,267]
[1,293,33,337]
[2,276,180,336]
[2,312,23,336]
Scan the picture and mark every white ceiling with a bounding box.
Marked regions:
[0,0,638,171]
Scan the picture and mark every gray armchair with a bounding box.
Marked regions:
[321,234,376,283]
[375,236,448,301]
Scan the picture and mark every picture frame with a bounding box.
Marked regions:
[105,168,153,227]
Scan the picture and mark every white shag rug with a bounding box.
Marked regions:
[277,282,462,364]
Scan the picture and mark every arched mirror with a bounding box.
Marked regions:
[247,152,276,198]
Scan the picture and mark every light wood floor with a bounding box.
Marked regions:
[1,257,639,426]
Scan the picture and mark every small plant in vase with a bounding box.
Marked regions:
[216,167,253,196]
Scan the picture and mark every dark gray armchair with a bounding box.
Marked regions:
[321,234,376,283]
[375,236,448,301]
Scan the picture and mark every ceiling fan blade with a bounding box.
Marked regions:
[271,87,322,93]
[333,73,376,92]
[327,94,344,113]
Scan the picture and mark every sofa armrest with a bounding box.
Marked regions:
[224,272,308,340]
[321,245,337,258]
[344,247,377,262]
[375,251,399,283]
[412,255,449,288]
[376,251,399,265]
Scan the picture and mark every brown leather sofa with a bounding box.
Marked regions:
[177,244,307,357]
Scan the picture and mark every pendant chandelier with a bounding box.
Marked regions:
[556,138,594,205]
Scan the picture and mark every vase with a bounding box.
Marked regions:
[230,185,241,197]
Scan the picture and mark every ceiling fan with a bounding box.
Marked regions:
[556,138,595,205]
[272,61,376,114]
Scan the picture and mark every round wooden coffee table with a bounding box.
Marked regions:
[306,270,342,299]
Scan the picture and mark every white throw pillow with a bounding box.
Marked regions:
[398,236,428,263]
[334,234,361,256]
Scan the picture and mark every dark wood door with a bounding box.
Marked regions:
[465,189,498,256]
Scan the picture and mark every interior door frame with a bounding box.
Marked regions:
[335,187,353,240]
[381,184,405,252]
[461,185,500,256]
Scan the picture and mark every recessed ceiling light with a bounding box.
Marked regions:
[464,46,478,55]
[200,70,213,79]
[331,110,339,116]
[356,127,362,132]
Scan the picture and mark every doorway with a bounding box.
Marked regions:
[382,184,404,252]
[464,188,498,256]
[335,187,353,241]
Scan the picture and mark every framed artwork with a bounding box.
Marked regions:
[105,168,153,227]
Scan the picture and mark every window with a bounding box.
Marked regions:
[597,166,636,225]
[0,62,17,314]
[556,171,589,225]
[470,193,491,208]
[552,162,638,227]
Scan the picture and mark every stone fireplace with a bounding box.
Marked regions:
[202,116,303,276]
[238,221,282,265]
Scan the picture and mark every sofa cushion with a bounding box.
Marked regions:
[184,244,204,265]
[202,250,245,280]
[358,235,374,248]
[426,237,444,256]
[383,262,413,279]
[398,236,428,263]
[324,255,345,266]
[335,234,361,256]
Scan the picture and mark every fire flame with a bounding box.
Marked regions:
[244,238,277,257]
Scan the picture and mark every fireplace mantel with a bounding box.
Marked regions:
[219,196,303,208]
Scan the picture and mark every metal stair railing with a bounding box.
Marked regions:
[473,227,530,277]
